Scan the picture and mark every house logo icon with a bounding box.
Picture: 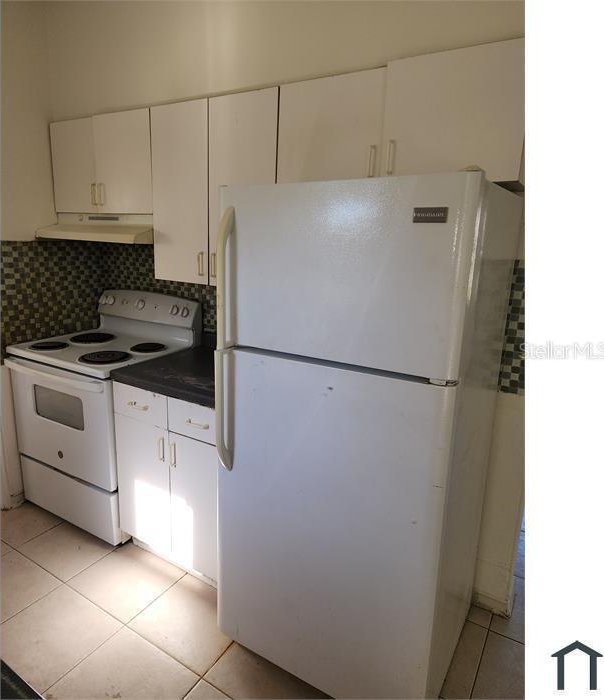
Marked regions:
[552,641,603,691]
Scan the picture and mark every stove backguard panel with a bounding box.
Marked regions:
[0,241,216,356]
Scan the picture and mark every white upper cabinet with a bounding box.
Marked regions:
[277,68,386,183]
[92,108,153,213]
[50,108,153,214]
[208,88,278,287]
[381,38,524,183]
[151,99,209,285]
[50,118,96,213]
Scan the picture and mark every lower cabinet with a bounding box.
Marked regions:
[114,384,217,583]
[115,414,172,555]
[169,433,217,581]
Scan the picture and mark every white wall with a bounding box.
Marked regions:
[44,1,524,119]
[474,391,524,614]
[1,2,56,241]
[474,222,525,615]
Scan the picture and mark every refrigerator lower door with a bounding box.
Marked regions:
[218,349,458,699]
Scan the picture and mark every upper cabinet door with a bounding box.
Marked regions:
[151,99,209,285]
[92,108,153,214]
[277,68,386,183]
[208,88,278,287]
[50,118,96,213]
[381,39,524,183]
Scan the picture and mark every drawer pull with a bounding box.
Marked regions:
[186,418,210,430]
[127,401,149,412]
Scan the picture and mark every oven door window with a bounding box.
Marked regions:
[33,385,85,431]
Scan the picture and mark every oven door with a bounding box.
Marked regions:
[5,357,117,491]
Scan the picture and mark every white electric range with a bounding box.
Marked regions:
[5,290,201,544]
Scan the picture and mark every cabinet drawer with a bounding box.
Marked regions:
[113,382,167,428]
[168,397,215,445]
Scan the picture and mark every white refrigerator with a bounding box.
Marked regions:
[215,172,522,699]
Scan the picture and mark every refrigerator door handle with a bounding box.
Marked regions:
[215,348,233,471]
[216,206,235,352]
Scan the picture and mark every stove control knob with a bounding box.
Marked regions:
[180,307,190,318]
[100,295,107,305]
[136,299,145,310]
[170,304,180,316]
[106,295,115,305]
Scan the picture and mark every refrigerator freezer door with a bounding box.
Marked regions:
[220,172,484,380]
[218,349,457,698]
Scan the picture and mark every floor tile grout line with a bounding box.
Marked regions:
[2,518,65,549]
[123,577,233,681]
[179,672,204,700]
[119,624,203,684]
[0,577,64,626]
[202,640,235,677]
[469,625,490,698]
[62,560,188,628]
[467,611,493,630]
[200,642,237,695]
[489,628,525,646]
[121,566,189,623]
[63,579,134,627]
[7,516,67,549]
[42,623,126,694]
[192,673,235,700]
[7,536,117,586]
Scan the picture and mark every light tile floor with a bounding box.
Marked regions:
[1,502,525,699]
[441,519,525,699]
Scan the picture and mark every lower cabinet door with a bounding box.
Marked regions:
[169,432,218,581]
[115,413,171,554]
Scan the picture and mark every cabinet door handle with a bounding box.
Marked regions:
[210,252,217,279]
[169,442,176,468]
[366,145,377,178]
[386,139,396,175]
[91,183,97,206]
[185,418,210,430]
[127,400,149,412]
[197,251,205,277]
[98,183,105,206]
[158,436,165,462]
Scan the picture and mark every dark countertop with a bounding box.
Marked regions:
[111,334,216,408]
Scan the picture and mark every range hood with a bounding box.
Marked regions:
[36,214,153,245]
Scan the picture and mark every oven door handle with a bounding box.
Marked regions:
[4,358,105,394]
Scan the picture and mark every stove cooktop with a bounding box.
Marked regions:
[6,290,201,380]
[12,332,190,379]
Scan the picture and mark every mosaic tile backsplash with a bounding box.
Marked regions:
[1,240,523,394]
[0,240,216,354]
[498,260,525,394]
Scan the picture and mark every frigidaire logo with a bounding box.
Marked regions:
[412,206,448,223]
[552,641,603,691]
